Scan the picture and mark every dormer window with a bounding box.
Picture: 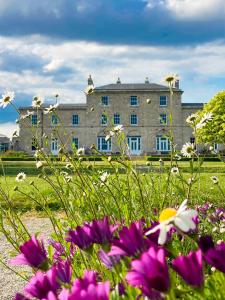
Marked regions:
[101,96,109,106]
[130,96,138,106]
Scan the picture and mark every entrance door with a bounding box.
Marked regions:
[51,138,59,155]
[127,136,141,155]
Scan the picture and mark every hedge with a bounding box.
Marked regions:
[146,156,223,162]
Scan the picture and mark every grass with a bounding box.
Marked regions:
[1,171,224,213]
[0,160,224,176]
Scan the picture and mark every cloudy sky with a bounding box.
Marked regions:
[0,0,225,137]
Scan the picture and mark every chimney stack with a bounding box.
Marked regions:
[145,77,150,84]
[88,75,94,86]
[116,77,121,84]
[174,79,179,89]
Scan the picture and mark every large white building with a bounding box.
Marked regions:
[16,76,206,155]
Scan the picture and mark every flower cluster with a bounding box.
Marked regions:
[11,199,225,300]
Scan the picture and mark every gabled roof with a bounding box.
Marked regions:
[94,83,182,92]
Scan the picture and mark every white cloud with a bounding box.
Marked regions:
[145,0,225,20]
[0,35,225,108]
[0,122,18,138]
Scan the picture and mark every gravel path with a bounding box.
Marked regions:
[0,217,52,300]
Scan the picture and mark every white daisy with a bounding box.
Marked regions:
[32,96,44,108]
[174,154,181,161]
[146,98,151,104]
[100,172,110,183]
[77,147,85,156]
[0,91,15,108]
[36,161,43,169]
[145,199,198,245]
[113,124,124,134]
[186,113,197,125]
[181,142,195,158]
[211,176,219,184]
[16,172,26,182]
[44,104,59,114]
[164,74,179,84]
[85,85,94,95]
[171,167,179,175]
[196,112,213,130]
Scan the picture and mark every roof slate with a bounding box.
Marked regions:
[94,83,182,92]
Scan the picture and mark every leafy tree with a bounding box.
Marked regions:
[196,91,225,144]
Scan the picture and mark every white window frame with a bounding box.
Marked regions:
[130,96,138,106]
[101,114,108,126]
[72,114,79,126]
[130,114,138,125]
[160,114,167,125]
[31,114,38,125]
[101,96,109,106]
[160,95,167,107]
[114,113,120,125]
[72,137,79,149]
[127,136,141,155]
[51,114,58,125]
[156,136,171,152]
[97,136,111,152]
[51,138,59,155]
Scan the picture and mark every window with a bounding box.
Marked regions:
[190,137,195,144]
[72,137,79,149]
[101,114,108,125]
[101,96,109,106]
[127,136,141,155]
[214,143,218,152]
[31,114,38,125]
[0,143,9,152]
[52,115,58,125]
[97,136,111,152]
[160,114,167,125]
[72,114,79,125]
[160,96,167,106]
[130,114,138,125]
[51,138,59,154]
[130,96,138,106]
[114,113,120,125]
[156,136,171,152]
[31,137,38,151]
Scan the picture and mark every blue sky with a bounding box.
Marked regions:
[0,0,225,136]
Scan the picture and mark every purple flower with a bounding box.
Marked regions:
[67,270,110,300]
[14,294,30,300]
[126,247,170,297]
[11,235,48,270]
[89,216,117,245]
[49,239,65,261]
[66,225,93,250]
[108,221,151,257]
[199,236,225,273]
[25,268,59,299]
[55,260,72,284]
[172,250,204,287]
[70,281,110,300]
[98,249,120,269]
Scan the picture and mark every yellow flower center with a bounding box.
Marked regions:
[159,208,177,222]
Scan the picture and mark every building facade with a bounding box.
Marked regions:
[16,76,206,156]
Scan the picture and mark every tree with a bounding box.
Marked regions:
[196,91,225,144]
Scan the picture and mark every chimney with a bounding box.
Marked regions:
[145,77,150,84]
[174,79,179,89]
[88,75,94,86]
[116,77,121,84]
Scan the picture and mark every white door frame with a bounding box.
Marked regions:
[127,136,141,155]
